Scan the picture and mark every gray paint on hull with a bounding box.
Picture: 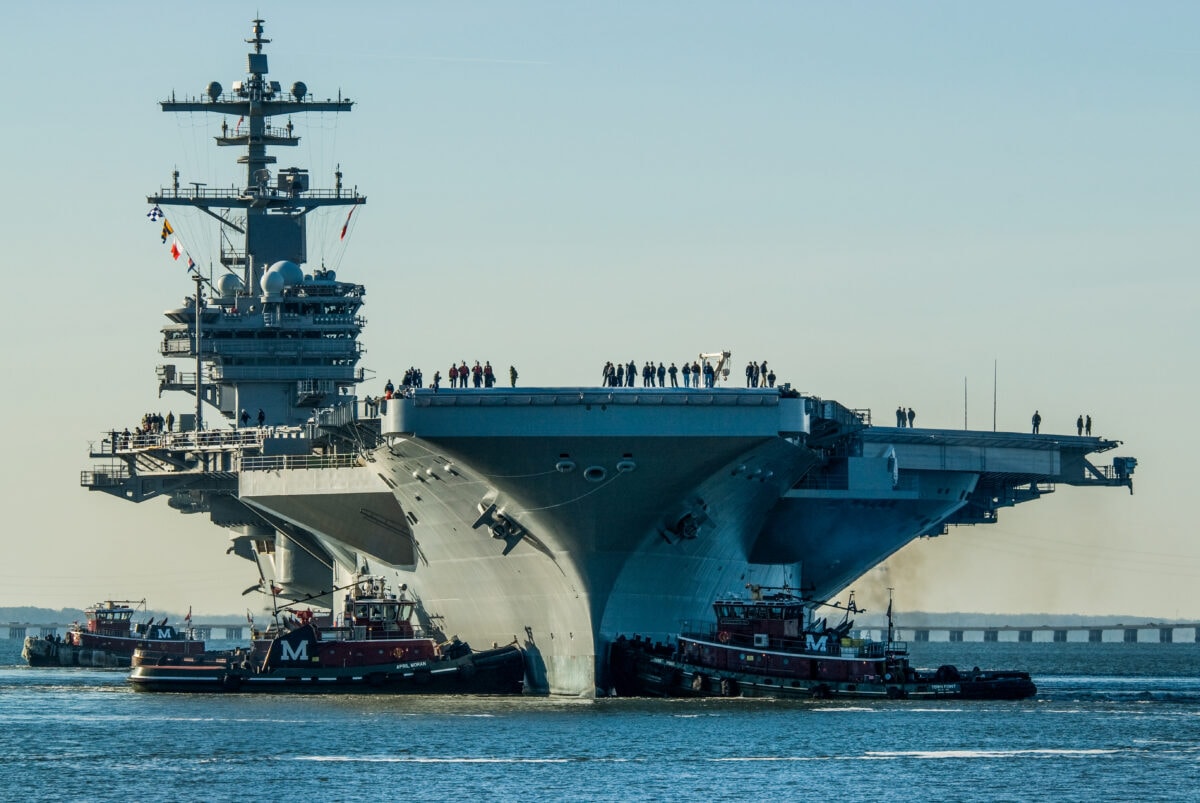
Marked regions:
[376,433,820,694]
[241,489,416,568]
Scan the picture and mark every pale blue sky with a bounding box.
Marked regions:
[0,2,1195,616]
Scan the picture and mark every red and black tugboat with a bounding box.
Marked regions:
[22,600,204,668]
[609,585,1036,700]
[128,576,525,694]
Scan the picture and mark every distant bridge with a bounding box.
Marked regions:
[855,623,1200,644]
[7,622,1200,644]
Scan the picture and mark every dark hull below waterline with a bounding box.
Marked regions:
[22,637,202,669]
[128,645,527,695]
[608,641,1037,701]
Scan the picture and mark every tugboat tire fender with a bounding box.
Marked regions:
[935,665,960,682]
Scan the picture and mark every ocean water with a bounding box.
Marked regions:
[2,639,1198,802]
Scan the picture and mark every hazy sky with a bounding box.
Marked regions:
[0,2,1194,618]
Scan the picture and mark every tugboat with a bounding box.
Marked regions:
[128,576,525,694]
[22,600,204,668]
[608,585,1036,700]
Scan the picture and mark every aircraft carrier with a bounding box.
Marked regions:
[82,19,1137,695]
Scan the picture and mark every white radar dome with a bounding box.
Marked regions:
[269,260,304,287]
[260,269,285,296]
[216,273,243,297]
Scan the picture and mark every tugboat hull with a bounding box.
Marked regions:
[129,644,526,694]
[22,638,132,668]
[609,638,1036,701]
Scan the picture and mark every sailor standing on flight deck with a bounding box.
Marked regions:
[1032,410,1042,434]
[896,406,904,427]
[1077,415,1084,436]
[907,407,915,428]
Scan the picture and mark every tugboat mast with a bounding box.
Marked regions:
[886,587,895,645]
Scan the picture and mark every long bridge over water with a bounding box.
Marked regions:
[7,622,1200,644]
[859,623,1200,644]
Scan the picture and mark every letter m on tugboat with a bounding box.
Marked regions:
[804,634,829,652]
[269,626,319,666]
[280,640,308,662]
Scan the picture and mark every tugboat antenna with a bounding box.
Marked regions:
[886,587,895,645]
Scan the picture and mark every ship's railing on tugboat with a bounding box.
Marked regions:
[689,626,896,659]
[318,624,428,642]
[860,641,907,658]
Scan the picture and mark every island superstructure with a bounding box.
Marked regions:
[83,19,1138,696]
